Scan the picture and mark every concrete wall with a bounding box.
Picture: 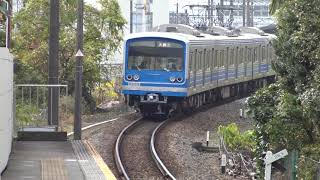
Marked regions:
[0,48,14,173]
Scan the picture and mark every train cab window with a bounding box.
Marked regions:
[128,40,184,72]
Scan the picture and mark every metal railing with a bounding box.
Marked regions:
[15,84,70,133]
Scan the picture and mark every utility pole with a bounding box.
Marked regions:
[218,0,224,26]
[176,2,178,24]
[246,0,253,27]
[130,0,133,33]
[242,0,246,26]
[5,0,11,48]
[48,0,59,127]
[210,0,213,27]
[74,0,84,140]
[230,0,234,27]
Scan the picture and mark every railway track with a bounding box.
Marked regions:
[114,117,176,180]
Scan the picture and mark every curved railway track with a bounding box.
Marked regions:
[114,117,176,180]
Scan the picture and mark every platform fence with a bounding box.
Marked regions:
[14,84,70,135]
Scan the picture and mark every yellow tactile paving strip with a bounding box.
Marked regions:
[41,159,68,180]
[83,140,117,180]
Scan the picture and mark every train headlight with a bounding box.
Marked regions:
[133,74,140,81]
[169,76,176,83]
[177,77,183,83]
[126,74,133,81]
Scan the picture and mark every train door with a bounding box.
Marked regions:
[228,46,236,80]
[202,49,206,86]
[194,49,197,88]
[244,46,248,78]
[238,46,245,79]
[225,46,229,80]
[258,44,262,74]
[205,48,211,86]
[235,46,239,79]
[212,47,219,87]
[189,50,194,87]
[218,46,226,83]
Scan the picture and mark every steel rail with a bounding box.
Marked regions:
[114,118,143,180]
[150,120,176,180]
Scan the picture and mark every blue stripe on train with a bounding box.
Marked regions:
[122,90,187,97]
[190,64,271,86]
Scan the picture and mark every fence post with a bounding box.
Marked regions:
[316,162,320,180]
[291,150,298,180]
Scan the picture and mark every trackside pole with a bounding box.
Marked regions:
[74,0,84,140]
[206,131,210,147]
[264,149,288,180]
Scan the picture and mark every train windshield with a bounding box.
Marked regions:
[128,40,184,72]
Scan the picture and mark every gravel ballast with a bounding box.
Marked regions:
[84,113,141,179]
[157,98,253,180]
[85,99,253,179]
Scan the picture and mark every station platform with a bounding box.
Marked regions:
[1,140,116,180]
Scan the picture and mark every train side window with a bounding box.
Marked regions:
[238,47,242,64]
[262,46,265,62]
[214,50,218,68]
[253,47,256,62]
[194,49,198,71]
[235,47,238,65]
[199,51,202,71]
[206,49,211,69]
[220,50,224,67]
[244,46,248,63]
[269,45,272,63]
[230,48,234,66]
[189,52,193,72]
[247,48,251,63]
[211,48,214,69]
[204,50,206,69]
[257,46,260,62]
[266,44,269,63]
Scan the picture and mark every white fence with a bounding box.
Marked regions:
[0,48,14,173]
[15,84,70,132]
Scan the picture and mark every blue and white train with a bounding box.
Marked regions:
[122,24,276,116]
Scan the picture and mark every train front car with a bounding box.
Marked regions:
[122,33,188,116]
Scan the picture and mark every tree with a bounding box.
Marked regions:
[247,0,320,178]
[269,0,286,14]
[13,0,126,111]
[0,29,5,47]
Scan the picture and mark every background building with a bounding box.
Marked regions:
[113,0,169,63]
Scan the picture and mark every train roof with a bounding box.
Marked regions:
[124,31,275,46]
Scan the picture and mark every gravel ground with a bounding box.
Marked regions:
[83,112,141,179]
[157,98,253,180]
[121,119,163,179]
